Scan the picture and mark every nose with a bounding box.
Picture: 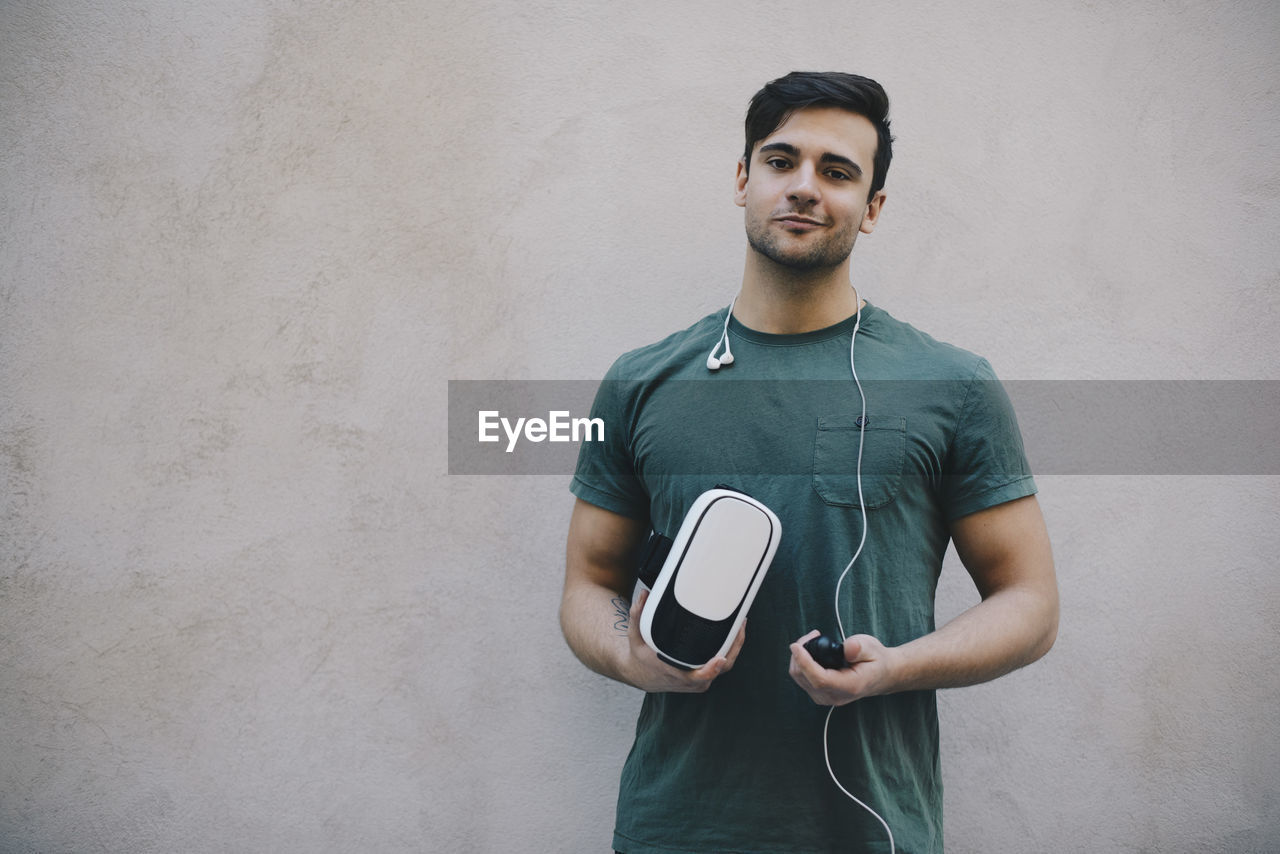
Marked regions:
[786,163,820,207]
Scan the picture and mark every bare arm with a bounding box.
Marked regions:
[560,498,746,692]
[790,494,1058,704]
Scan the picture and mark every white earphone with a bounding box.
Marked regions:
[705,296,737,371]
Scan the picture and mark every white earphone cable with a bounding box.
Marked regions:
[832,292,868,644]
[824,289,896,854]
[823,705,896,853]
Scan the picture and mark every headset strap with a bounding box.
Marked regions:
[636,529,673,589]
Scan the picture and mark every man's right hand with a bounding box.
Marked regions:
[620,588,746,693]
[561,497,745,693]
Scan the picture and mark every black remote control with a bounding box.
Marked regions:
[804,635,848,669]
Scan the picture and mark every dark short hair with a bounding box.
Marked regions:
[743,71,893,200]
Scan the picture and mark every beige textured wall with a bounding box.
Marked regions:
[3,2,1277,851]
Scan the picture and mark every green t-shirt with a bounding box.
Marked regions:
[571,302,1036,854]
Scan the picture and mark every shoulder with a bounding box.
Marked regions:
[603,309,726,381]
[861,303,993,381]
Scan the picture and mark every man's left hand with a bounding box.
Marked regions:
[788,629,900,706]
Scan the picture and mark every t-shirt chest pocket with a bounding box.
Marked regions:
[812,415,907,509]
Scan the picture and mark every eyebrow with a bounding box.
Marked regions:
[757,142,863,178]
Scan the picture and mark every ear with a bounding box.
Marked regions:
[859,190,887,235]
[734,159,749,207]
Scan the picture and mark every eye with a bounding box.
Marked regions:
[825,169,852,181]
[765,157,791,170]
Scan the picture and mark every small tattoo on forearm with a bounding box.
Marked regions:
[611,597,630,635]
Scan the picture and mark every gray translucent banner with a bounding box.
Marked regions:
[447,380,1280,475]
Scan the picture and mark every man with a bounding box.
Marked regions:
[561,71,1058,854]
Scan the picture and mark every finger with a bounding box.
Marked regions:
[790,629,821,661]
[626,591,654,658]
[788,656,826,703]
[788,654,806,687]
[630,588,649,621]
[788,640,822,684]
[792,644,842,697]
[722,619,748,665]
[844,634,876,664]
[789,629,822,669]
[687,657,725,689]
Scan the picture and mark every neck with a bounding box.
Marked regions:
[733,250,863,334]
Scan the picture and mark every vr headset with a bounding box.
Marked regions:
[637,487,781,670]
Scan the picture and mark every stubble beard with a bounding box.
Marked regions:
[745,210,861,273]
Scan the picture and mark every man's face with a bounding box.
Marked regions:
[735,107,886,272]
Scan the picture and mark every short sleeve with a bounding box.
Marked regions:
[570,367,650,521]
[941,359,1037,520]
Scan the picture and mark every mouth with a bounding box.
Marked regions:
[774,214,825,228]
